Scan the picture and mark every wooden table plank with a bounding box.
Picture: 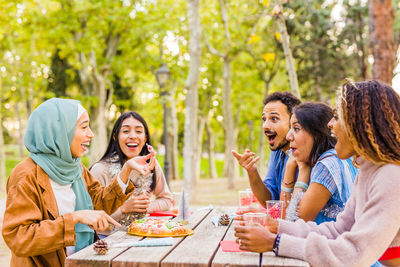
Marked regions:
[65,216,176,267]
[161,207,236,267]
[112,207,213,267]
[211,219,310,267]
[65,231,142,267]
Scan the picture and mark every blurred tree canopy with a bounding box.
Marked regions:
[0,0,399,187]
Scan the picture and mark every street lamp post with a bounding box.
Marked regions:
[155,64,171,184]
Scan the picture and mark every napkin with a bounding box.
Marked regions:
[149,211,177,217]
[112,237,174,248]
[220,240,246,252]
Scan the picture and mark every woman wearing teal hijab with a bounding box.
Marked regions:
[2,98,155,267]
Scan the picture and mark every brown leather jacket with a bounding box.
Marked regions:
[2,158,134,267]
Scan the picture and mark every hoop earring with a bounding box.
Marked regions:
[352,155,360,168]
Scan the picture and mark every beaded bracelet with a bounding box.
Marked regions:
[281,184,294,193]
[294,181,309,192]
[283,180,295,186]
[272,233,281,256]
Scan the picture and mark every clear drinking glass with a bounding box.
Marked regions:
[239,190,253,210]
[243,212,267,226]
[172,192,182,215]
[243,212,267,267]
[265,200,284,219]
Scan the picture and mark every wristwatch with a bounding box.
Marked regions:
[272,233,281,256]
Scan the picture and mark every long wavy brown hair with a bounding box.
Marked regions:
[338,80,400,165]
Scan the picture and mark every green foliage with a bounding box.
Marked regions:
[156,154,224,179]
[282,0,354,101]
[0,0,398,188]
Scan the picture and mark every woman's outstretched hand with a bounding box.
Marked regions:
[73,210,121,232]
[120,194,150,214]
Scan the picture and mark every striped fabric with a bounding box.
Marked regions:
[310,149,358,224]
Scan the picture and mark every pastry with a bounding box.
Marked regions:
[128,218,192,237]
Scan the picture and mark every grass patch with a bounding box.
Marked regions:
[5,158,20,178]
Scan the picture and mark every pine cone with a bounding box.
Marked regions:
[93,239,109,255]
[219,213,230,226]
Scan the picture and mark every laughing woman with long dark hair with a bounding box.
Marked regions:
[91,111,172,231]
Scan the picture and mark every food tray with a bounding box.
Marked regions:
[127,229,194,238]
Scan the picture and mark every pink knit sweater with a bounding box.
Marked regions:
[277,157,400,266]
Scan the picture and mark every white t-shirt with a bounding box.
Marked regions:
[49,176,128,255]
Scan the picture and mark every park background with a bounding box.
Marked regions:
[1,0,400,264]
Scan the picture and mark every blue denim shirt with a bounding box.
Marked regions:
[263,149,289,200]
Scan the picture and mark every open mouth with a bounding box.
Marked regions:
[81,143,90,151]
[290,147,297,155]
[265,132,277,144]
[126,143,139,150]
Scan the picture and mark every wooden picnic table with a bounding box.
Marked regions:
[66,207,309,267]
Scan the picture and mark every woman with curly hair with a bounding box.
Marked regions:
[235,80,400,266]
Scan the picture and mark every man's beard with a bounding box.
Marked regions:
[270,139,289,151]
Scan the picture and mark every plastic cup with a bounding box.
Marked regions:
[243,212,267,226]
[172,192,182,214]
[239,190,253,209]
[246,188,259,207]
[265,200,284,219]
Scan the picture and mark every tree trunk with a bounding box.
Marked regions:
[205,116,217,179]
[76,48,115,165]
[203,0,238,188]
[369,0,395,84]
[74,26,119,165]
[195,116,205,183]
[183,0,201,201]
[166,88,179,180]
[274,1,301,99]
[222,58,236,189]
[89,76,108,164]
[0,76,6,191]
